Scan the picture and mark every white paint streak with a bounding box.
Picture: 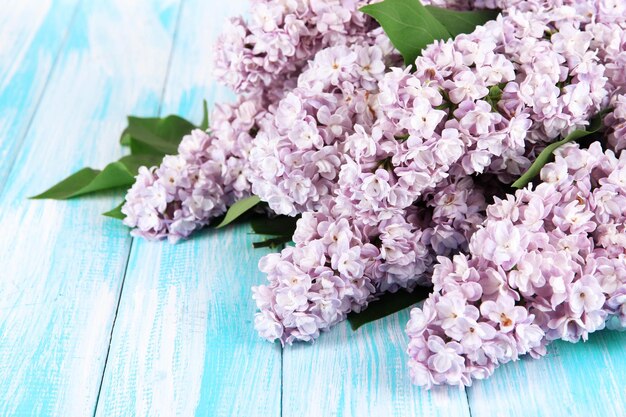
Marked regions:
[151,286,177,416]
[178,284,208,417]
[0,0,52,91]
[134,287,159,417]
[59,288,118,417]
[0,1,180,416]
[87,0,172,84]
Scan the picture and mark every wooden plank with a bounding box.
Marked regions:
[282,309,472,417]
[0,0,80,188]
[0,1,180,416]
[467,330,626,417]
[94,228,282,417]
[94,1,282,416]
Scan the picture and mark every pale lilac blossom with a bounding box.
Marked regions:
[408,142,626,388]
[122,97,266,242]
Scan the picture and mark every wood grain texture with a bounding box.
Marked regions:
[94,1,282,416]
[95,227,282,417]
[0,1,180,415]
[0,0,80,189]
[467,330,626,417]
[282,309,471,417]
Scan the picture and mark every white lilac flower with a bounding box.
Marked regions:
[126,2,626,243]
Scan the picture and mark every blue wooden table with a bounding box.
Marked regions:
[0,1,625,416]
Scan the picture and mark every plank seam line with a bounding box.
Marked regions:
[465,387,474,417]
[0,0,84,198]
[92,1,186,414]
[92,237,134,417]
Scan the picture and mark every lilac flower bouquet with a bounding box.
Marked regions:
[37,0,626,388]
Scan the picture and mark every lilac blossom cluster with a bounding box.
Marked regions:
[250,5,621,224]
[121,97,266,242]
[119,0,479,240]
[606,95,626,153]
[122,0,626,242]
[248,34,398,216]
[251,5,625,344]
[252,175,494,344]
[370,6,612,202]
[407,139,626,388]
[213,0,380,99]
[212,0,475,99]
[474,0,624,17]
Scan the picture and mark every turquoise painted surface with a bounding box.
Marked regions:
[0,1,179,415]
[0,0,79,189]
[0,1,624,416]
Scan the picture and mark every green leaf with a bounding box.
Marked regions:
[103,201,125,220]
[347,287,432,330]
[512,110,610,189]
[120,129,132,146]
[200,99,209,131]
[424,6,500,37]
[361,0,451,65]
[31,163,133,199]
[215,195,261,228]
[31,168,102,199]
[126,115,195,156]
[118,154,163,173]
[485,83,505,112]
[32,154,162,200]
[251,215,299,236]
[249,214,298,250]
[253,235,293,249]
[120,102,206,148]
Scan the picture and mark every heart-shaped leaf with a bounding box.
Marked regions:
[120,101,207,150]
[361,0,499,65]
